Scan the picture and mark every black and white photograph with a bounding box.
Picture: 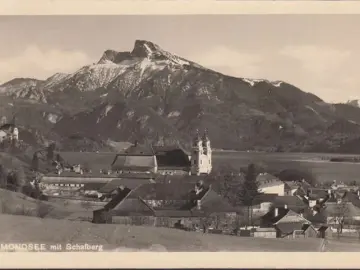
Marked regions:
[1,7,360,260]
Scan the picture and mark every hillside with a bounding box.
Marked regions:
[1,40,360,152]
[0,213,324,252]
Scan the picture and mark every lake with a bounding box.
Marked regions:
[212,151,360,184]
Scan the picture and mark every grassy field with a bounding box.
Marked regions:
[214,151,360,184]
[1,214,360,252]
[0,188,102,221]
[0,213,324,252]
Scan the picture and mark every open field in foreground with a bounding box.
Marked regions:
[1,214,360,252]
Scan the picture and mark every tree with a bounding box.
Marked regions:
[276,168,317,186]
[46,143,56,162]
[31,153,40,172]
[0,165,8,188]
[333,200,349,237]
[237,163,261,227]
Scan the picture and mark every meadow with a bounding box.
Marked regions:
[213,151,360,184]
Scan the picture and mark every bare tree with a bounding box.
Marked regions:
[333,200,349,237]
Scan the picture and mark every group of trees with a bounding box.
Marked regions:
[0,164,27,192]
[206,163,262,227]
[207,163,319,228]
[31,142,60,172]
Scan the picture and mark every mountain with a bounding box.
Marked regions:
[346,99,360,108]
[1,39,360,153]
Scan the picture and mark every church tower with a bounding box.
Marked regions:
[190,129,212,175]
[202,129,212,174]
[190,130,203,176]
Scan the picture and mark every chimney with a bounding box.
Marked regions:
[274,207,279,217]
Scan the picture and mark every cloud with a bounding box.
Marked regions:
[279,45,352,76]
[0,45,91,83]
[189,46,262,78]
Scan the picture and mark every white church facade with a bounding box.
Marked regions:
[190,130,212,176]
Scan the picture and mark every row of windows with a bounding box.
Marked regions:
[192,159,212,165]
[45,183,85,187]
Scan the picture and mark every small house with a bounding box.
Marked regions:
[253,227,277,238]
[260,207,317,238]
[257,173,285,196]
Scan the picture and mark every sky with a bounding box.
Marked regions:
[0,15,359,103]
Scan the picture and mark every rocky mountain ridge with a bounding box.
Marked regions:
[1,40,360,153]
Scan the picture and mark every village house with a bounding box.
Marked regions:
[40,172,155,199]
[92,181,237,232]
[260,206,319,239]
[284,181,300,196]
[256,173,285,196]
[324,190,360,226]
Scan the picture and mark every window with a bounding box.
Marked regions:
[193,159,197,165]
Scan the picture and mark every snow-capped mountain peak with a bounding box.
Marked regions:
[347,99,360,108]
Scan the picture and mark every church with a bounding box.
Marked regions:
[40,130,213,197]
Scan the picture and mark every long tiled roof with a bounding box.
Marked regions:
[154,147,191,168]
[111,155,156,171]
[98,178,153,193]
[56,151,115,171]
[126,183,208,201]
[324,202,360,217]
[272,196,307,211]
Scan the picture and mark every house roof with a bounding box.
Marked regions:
[153,147,191,168]
[111,155,156,171]
[98,178,153,193]
[272,196,307,211]
[153,145,190,156]
[0,123,15,131]
[302,208,328,225]
[343,192,360,208]
[284,181,300,190]
[257,173,284,188]
[275,222,308,235]
[199,189,238,213]
[275,209,310,224]
[126,182,208,201]
[111,198,154,216]
[252,193,278,205]
[261,207,310,225]
[153,210,205,217]
[56,151,115,171]
[105,181,235,216]
[308,188,329,199]
[154,174,206,184]
[255,228,276,232]
[324,202,360,217]
[261,208,289,224]
[117,144,154,156]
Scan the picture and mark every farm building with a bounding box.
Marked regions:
[253,228,277,238]
[92,181,237,232]
[257,173,285,196]
[260,207,320,239]
[284,182,300,196]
